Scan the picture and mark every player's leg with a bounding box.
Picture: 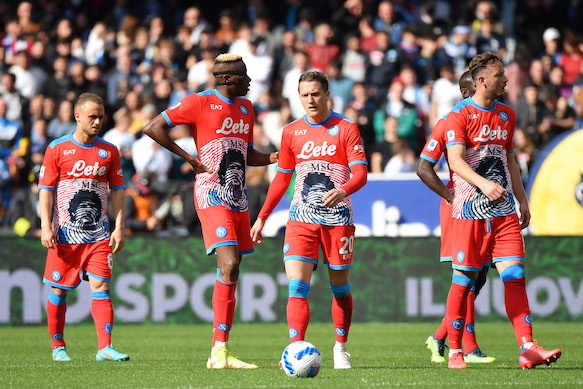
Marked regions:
[47,286,70,361]
[85,241,129,361]
[329,268,352,369]
[43,244,82,362]
[285,259,315,343]
[427,201,452,363]
[445,269,476,369]
[463,265,495,363]
[492,215,560,368]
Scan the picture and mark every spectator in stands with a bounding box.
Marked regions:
[282,50,310,120]
[9,50,38,99]
[183,7,208,47]
[47,99,76,139]
[106,53,141,106]
[539,86,575,146]
[357,15,377,53]
[412,32,443,86]
[327,60,354,115]
[373,0,403,46]
[41,55,71,103]
[103,107,135,153]
[540,27,561,65]
[244,35,274,104]
[3,163,41,237]
[474,18,506,59]
[0,73,27,124]
[341,34,366,83]
[443,25,476,75]
[383,138,416,176]
[306,22,340,71]
[124,171,161,234]
[370,115,398,173]
[515,83,544,148]
[331,0,364,46]
[366,30,405,104]
[428,63,460,128]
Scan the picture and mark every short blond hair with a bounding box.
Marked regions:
[215,53,242,64]
[75,93,103,111]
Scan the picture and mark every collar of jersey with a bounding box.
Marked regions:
[212,89,236,105]
[69,133,98,148]
[303,112,335,127]
[468,97,497,112]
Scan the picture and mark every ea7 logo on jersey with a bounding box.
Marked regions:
[63,149,76,155]
[468,114,480,120]
[210,104,223,110]
[294,129,307,135]
[67,160,107,177]
[297,140,337,159]
[426,138,438,152]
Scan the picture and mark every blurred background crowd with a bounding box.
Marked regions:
[1,0,583,237]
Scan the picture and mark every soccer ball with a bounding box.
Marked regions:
[281,341,322,378]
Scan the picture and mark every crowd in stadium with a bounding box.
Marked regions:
[1,0,582,236]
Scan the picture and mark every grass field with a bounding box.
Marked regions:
[1,322,581,388]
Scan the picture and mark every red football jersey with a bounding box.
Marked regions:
[278,111,367,226]
[39,134,125,244]
[162,90,253,212]
[445,97,516,219]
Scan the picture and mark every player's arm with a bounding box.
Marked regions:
[323,163,367,207]
[247,146,278,166]
[507,150,530,229]
[448,143,507,202]
[109,188,125,253]
[417,158,453,203]
[142,115,210,174]
[250,170,293,244]
[39,188,55,249]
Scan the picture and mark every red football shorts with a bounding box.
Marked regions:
[197,205,254,255]
[283,220,355,270]
[43,240,113,290]
[450,213,524,271]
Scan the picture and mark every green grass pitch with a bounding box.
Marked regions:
[1,323,581,388]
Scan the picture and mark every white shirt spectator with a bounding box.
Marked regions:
[131,135,173,182]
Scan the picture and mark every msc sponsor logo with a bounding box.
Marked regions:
[98,149,108,159]
[215,226,227,238]
[499,111,509,121]
[283,242,290,254]
[452,319,464,331]
[104,323,113,334]
[52,271,62,282]
[336,328,347,336]
[240,105,248,115]
[289,328,298,338]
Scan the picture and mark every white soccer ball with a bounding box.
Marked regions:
[281,341,322,378]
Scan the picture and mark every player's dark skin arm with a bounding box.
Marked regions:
[416,159,454,204]
[142,115,210,174]
[247,147,278,166]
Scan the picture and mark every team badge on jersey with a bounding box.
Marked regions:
[426,138,438,152]
[328,125,339,136]
[499,111,509,121]
[240,105,248,115]
[52,271,62,282]
[98,149,108,158]
[457,251,465,263]
[215,226,227,238]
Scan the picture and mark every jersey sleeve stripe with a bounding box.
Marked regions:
[420,154,438,164]
[348,160,368,167]
[110,184,125,190]
[38,184,55,190]
[446,141,466,148]
[277,167,295,173]
[161,111,174,127]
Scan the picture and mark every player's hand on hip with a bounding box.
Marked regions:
[110,227,125,253]
[250,218,266,245]
[188,157,211,174]
[323,188,347,208]
[41,227,55,249]
[270,151,279,164]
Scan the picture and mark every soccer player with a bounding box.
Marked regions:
[444,52,561,369]
[250,70,368,369]
[142,53,277,369]
[419,71,495,364]
[39,93,129,362]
